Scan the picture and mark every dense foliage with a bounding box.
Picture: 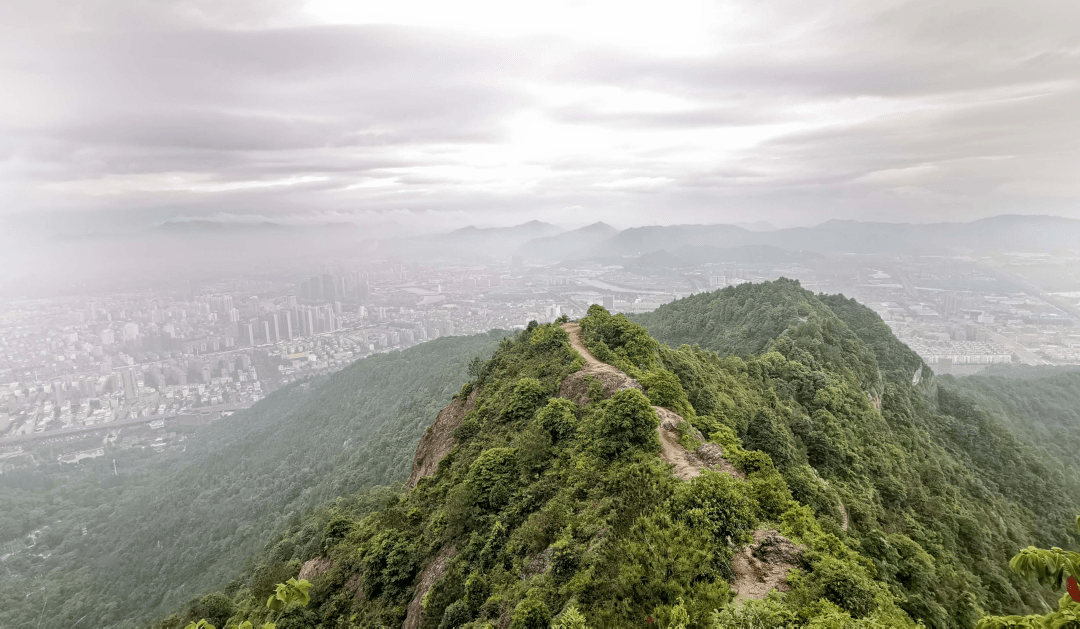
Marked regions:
[635,279,1080,626]
[0,332,507,628]
[181,310,934,627]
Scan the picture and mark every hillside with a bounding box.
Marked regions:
[169,283,1080,628]
[945,367,1080,474]
[634,280,1080,624]
[0,332,507,629]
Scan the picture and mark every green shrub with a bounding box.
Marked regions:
[615,510,730,618]
[639,369,694,418]
[467,447,520,510]
[502,378,548,423]
[187,593,234,628]
[747,470,794,520]
[530,324,570,353]
[550,538,581,583]
[735,449,775,476]
[536,397,579,442]
[592,389,661,459]
[510,590,552,629]
[804,555,880,618]
[743,410,798,469]
[360,529,421,601]
[675,471,757,547]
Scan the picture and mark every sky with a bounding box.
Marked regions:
[1,0,1079,236]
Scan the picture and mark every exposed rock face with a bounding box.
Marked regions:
[731,529,803,601]
[695,442,746,480]
[402,544,456,629]
[298,557,333,581]
[406,387,479,490]
[557,369,641,406]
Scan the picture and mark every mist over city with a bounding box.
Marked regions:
[3,2,1080,628]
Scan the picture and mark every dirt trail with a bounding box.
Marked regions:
[562,321,604,370]
[559,322,641,405]
[655,406,706,481]
[560,320,800,600]
[561,322,740,481]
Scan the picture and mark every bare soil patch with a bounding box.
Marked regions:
[731,529,803,601]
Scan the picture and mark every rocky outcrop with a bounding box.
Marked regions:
[402,544,456,629]
[298,557,333,581]
[731,529,803,601]
[406,387,479,490]
[557,369,641,406]
[655,406,744,481]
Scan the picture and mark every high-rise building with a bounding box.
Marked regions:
[123,322,140,341]
[271,312,281,342]
[121,368,137,399]
[602,295,615,310]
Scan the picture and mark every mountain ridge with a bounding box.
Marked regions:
[157,281,1080,628]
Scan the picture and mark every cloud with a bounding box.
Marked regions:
[0,0,1078,237]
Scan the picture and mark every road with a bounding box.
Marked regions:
[0,402,251,446]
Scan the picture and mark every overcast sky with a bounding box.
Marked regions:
[2,0,1079,235]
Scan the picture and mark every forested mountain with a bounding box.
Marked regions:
[0,332,507,628]
[167,282,1079,628]
[944,367,1080,475]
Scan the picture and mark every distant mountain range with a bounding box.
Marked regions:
[518,221,619,260]
[156,214,1080,265]
[504,214,1080,262]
